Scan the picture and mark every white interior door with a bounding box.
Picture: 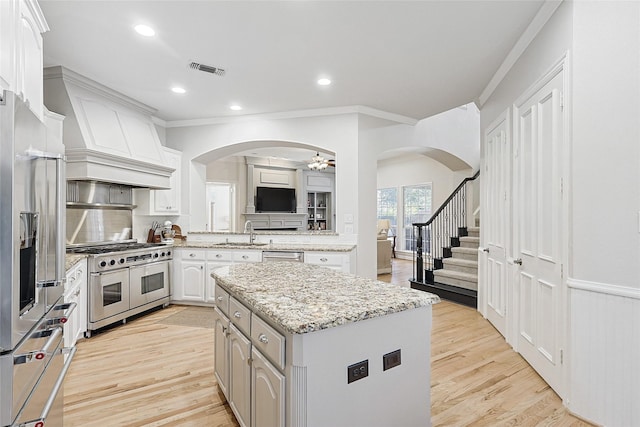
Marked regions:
[484,115,510,338]
[514,69,565,396]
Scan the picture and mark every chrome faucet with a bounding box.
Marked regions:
[244,220,255,244]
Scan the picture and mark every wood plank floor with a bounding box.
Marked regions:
[64,260,592,426]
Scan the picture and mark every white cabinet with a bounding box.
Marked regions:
[134,147,182,215]
[64,259,87,351]
[229,322,252,427]
[251,347,285,427]
[1,0,47,118]
[172,248,261,305]
[304,250,355,273]
[0,0,17,92]
[152,148,181,214]
[214,286,286,427]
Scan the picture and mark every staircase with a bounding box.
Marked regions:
[410,171,480,308]
[430,226,479,307]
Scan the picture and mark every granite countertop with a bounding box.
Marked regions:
[173,240,356,252]
[65,254,87,271]
[190,230,339,236]
[212,263,440,335]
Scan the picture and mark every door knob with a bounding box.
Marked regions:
[514,258,523,265]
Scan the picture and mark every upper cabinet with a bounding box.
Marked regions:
[1,0,48,120]
[152,147,181,214]
[134,147,182,215]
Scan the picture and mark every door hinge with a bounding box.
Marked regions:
[560,349,564,365]
[560,178,564,199]
[561,264,564,278]
[560,92,564,111]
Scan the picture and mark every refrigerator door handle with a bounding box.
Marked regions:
[54,156,65,286]
[13,327,62,365]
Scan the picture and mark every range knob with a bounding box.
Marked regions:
[167,251,171,256]
[109,259,116,266]
[161,252,166,257]
[119,258,125,264]
[99,261,107,268]
[154,253,159,258]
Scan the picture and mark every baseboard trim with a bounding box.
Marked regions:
[567,277,640,300]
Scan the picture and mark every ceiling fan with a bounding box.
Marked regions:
[308,152,336,170]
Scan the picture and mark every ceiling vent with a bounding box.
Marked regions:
[189,61,225,76]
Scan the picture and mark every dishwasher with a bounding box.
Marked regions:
[262,251,304,263]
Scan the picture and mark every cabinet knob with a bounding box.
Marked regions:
[320,257,328,262]
[217,296,224,301]
[216,254,222,258]
[242,255,249,259]
[234,311,241,319]
[189,253,196,257]
[258,333,269,344]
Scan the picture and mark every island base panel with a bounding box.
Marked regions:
[287,306,432,427]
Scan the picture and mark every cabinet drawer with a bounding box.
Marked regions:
[180,249,207,260]
[208,250,233,262]
[305,252,344,266]
[215,285,230,316]
[251,314,285,370]
[229,297,251,335]
[234,251,262,263]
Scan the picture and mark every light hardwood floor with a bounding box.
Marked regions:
[63,260,592,426]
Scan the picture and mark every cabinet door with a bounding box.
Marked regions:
[251,347,285,427]
[0,0,16,92]
[153,148,181,213]
[176,260,205,302]
[229,323,252,427]
[207,261,231,304]
[213,307,230,399]
[18,0,44,120]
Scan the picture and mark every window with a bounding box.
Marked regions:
[402,184,432,251]
[377,188,397,237]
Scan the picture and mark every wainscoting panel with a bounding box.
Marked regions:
[568,279,640,426]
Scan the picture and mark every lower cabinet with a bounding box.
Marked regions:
[304,250,355,273]
[214,287,286,427]
[251,347,285,427]
[64,259,87,351]
[213,307,230,397]
[172,248,261,305]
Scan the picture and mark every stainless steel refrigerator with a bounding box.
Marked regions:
[0,91,75,427]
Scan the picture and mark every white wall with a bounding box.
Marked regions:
[480,1,640,425]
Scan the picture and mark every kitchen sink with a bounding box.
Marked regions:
[212,242,268,247]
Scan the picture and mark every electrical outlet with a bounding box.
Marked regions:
[383,349,401,371]
[347,360,369,384]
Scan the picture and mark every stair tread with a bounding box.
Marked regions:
[442,258,478,267]
[433,269,478,281]
[460,236,480,242]
[451,247,478,254]
[467,227,480,232]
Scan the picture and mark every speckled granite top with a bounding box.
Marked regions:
[65,254,87,271]
[212,263,439,335]
[174,241,355,252]
[190,230,339,236]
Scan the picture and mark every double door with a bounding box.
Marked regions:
[482,63,566,396]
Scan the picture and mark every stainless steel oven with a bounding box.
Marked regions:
[68,243,172,336]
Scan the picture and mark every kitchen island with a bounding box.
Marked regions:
[212,262,439,427]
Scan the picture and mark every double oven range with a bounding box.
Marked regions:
[67,242,173,337]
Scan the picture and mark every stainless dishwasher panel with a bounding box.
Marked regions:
[262,251,304,263]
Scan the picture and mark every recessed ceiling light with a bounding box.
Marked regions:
[317,78,331,86]
[171,87,186,94]
[230,105,242,111]
[134,24,155,37]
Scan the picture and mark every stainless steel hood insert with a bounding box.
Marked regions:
[43,66,174,189]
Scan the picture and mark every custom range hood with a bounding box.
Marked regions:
[43,66,173,189]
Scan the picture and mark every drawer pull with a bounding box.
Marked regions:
[217,296,224,301]
[234,311,242,319]
[216,254,222,258]
[320,257,328,262]
[258,333,269,344]
[242,255,249,259]
[189,253,196,258]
